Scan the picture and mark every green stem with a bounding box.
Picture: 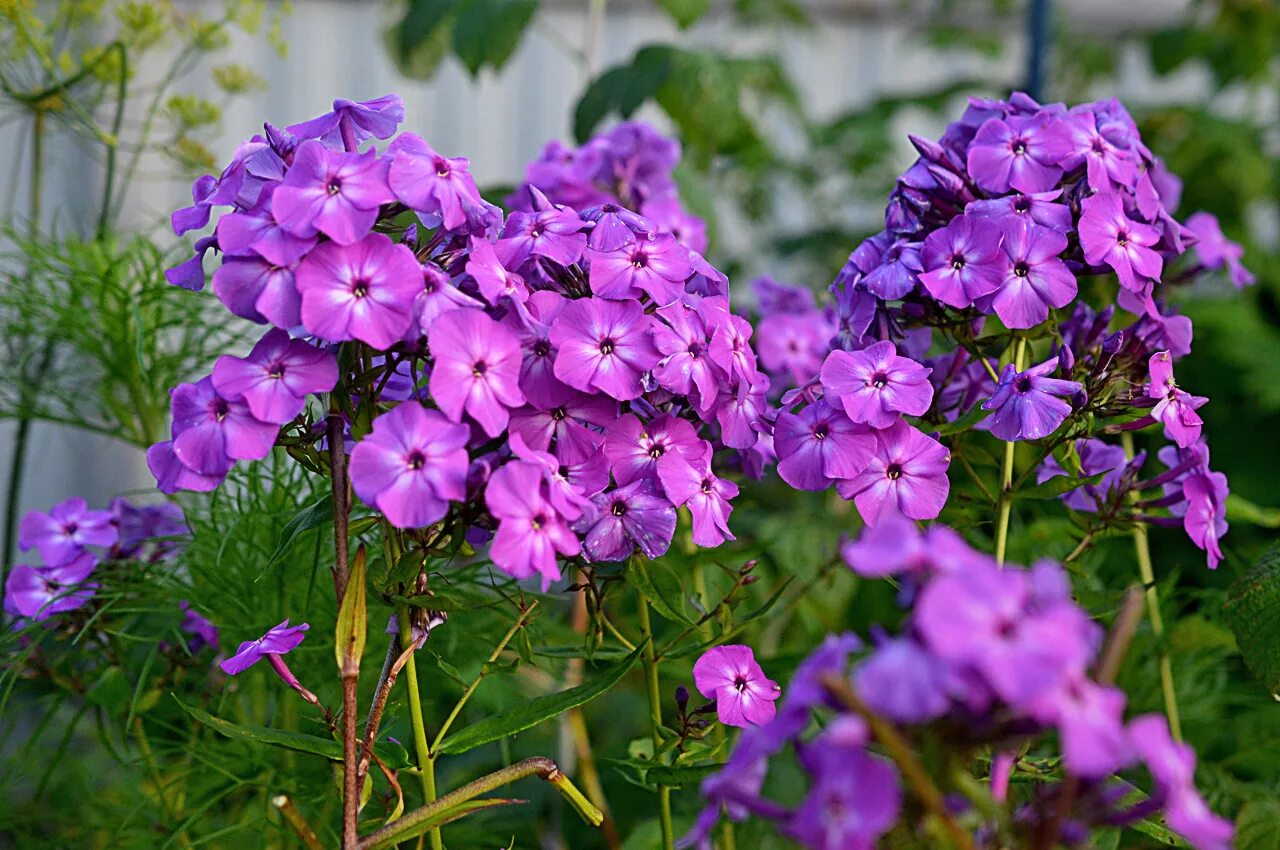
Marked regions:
[1121,432,1182,741]
[994,338,1026,565]
[97,42,127,239]
[691,565,733,850]
[396,605,441,850]
[637,594,674,850]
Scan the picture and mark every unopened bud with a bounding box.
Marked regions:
[675,685,690,713]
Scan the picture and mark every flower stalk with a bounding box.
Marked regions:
[637,592,675,850]
[993,337,1027,565]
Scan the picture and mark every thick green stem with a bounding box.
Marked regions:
[397,605,441,850]
[1121,432,1182,741]
[994,338,1026,565]
[637,595,675,850]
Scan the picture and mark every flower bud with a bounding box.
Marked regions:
[675,685,690,713]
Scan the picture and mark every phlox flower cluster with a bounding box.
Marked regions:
[683,517,1232,850]
[157,95,771,589]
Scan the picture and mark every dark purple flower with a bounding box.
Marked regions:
[919,214,1008,308]
[485,460,579,589]
[211,253,302,328]
[112,498,187,555]
[170,377,277,475]
[165,235,217,291]
[387,133,486,232]
[1036,438,1129,512]
[428,309,526,437]
[147,441,227,494]
[349,402,470,529]
[295,233,420,349]
[966,114,1063,194]
[220,619,309,675]
[212,329,338,424]
[19,498,116,567]
[1146,351,1207,448]
[271,141,393,245]
[1078,192,1162,293]
[693,645,781,728]
[836,421,951,523]
[774,400,876,492]
[579,480,676,562]
[549,298,660,401]
[982,360,1081,441]
[179,600,220,653]
[864,239,923,300]
[819,341,933,429]
[992,219,1077,329]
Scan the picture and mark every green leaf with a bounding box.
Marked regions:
[573,47,674,143]
[644,762,722,786]
[452,0,538,75]
[1234,800,1280,850]
[933,403,991,436]
[1010,471,1107,501]
[363,798,522,850]
[1223,545,1280,695]
[174,698,411,769]
[629,558,693,624]
[86,667,131,714]
[1227,493,1280,528]
[386,0,457,80]
[656,0,709,28]
[436,645,645,754]
[336,547,368,674]
[265,495,331,570]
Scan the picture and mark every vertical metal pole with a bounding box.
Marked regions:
[1026,0,1051,101]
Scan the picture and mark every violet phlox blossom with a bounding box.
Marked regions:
[836,420,952,524]
[19,497,117,567]
[983,358,1081,442]
[919,213,1008,308]
[271,140,394,246]
[1146,350,1207,449]
[212,328,339,424]
[1157,442,1229,569]
[427,308,526,438]
[1185,211,1254,288]
[295,232,421,350]
[160,376,278,489]
[819,340,934,429]
[692,644,782,728]
[4,551,97,622]
[220,620,319,704]
[484,459,580,590]
[1035,437,1133,513]
[990,217,1077,329]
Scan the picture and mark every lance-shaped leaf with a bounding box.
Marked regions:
[1010,471,1108,501]
[336,546,368,676]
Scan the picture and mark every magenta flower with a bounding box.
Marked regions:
[1181,471,1228,569]
[819,341,933,429]
[652,303,719,411]
[549,298,660,401]
[466,239,528,307]
[428,308,526,437]
[787,728,900,850]
[170,377,278,475]
[496,205,587,268]
[271,141,394,245]
[286,94,405,148]
[967,189,1072,232]
[756,312,835,388]
[19,498,116,567]
[1185,211,1253,288]
[692,645,781,728]
[707,312,760,384]
[212,329,338,424]
[659,456,738,547]
[179,600,220,653]
[1044,109,1136,191]
[1078,191,1162,293]
[983,360,1081,441]
[604,413,706,487]
[387,133,486,232]
[774,400,876,492]
[349,402,470,529]
[295,233,420,349]
[211,254,302,329]
[216,192,317,266]
[147,441,227,494]
[966,114,1063,194]
[485,460,579,589]
[589,231,692,305]
[508,390,617,460]
[4,552,96,621]
[1146,351,1207,449]
[836,421,951,523]
[412,263,482,336]
[579,480,676,562]
[1129,715,1234,850]
[919,214,1008,308]
[220,619,309,675]
[992,219,1077,329]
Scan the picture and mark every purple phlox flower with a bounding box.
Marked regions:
[497,201,587,269]
[836,421,951,523]
[757,311,836,388]
[216,188,317,266]
[211,252,302,329]
[1036,438,1130,512]
[1130,307,1194,360]
[387,133,486,232]
[967,189,1073,232]
[855,635,951,723]
[774,400,876,492]
[4,552,96,621]
[508,432,597,519]
[753,276,816,315]
[920,214,1008,308]
[652,302,721,411]
[349,402,470,529]
[179,600,219,653]
[787,724,901,850]
[589,230,692,305]
[604,413,706,487]
[991,218,1077,329]
[285,94,405,148]
[271,141,393,245]
[19,497,116,566]
[172,174,219,236]
[147,441,227,494]
[841,513,994,578]
[863,239,923,300]
[549,298,661,401]
[1181,471,1228,569]
[966,113,1063,194]
[658,453,738,547]
[1146,351,1207,448]
[915,561,1095,709]
[296,233,420,349]
[428,308,526,437]
[212,329,338,424]
[166,235,218,291]
[716,373,771,450]
[508,388,616,461]
[1078,191,1163,293]
[983,359,1081,442]
[819,341,934,429]
[485,459,579,589]
[693,645,781,728]
[219,619,309,675]
[508,289,569,408]
[170,377,277,476]
[1045,108,1137,190]
[466,238,528,307]
[111,498,187,556]
[1128,715,1234,850]
[926,348,995,421]
[1185,212,1253,287]
[1029,674,1128,778]
[707,308,760,385]
[641,195,708,253]
[578,479,676,562]
[413,262,482,335]
[580,202,650,251]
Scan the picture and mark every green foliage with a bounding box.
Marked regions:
[1223,546,1280,696]
[386,0,539,78]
